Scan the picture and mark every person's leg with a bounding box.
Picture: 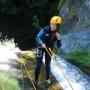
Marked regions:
[45,50,51,87]
[35,48,43,82]
[45,51,51,80]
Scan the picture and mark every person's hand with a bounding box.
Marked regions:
[56,32,61,40]
[41,44,46,48]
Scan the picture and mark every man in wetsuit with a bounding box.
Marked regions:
[34,16,62,88]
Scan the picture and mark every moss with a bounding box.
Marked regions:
[61,48,90,75]
[57,0,67,10]
[0,72,21,90]
[68,0,84,19]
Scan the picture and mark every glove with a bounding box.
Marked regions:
[56,32,61,40]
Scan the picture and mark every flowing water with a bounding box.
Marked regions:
[0,42,32,90]
[50,56,90,90]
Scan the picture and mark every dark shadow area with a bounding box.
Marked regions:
[0,13,38,50]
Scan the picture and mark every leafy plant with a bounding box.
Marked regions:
[62,48,90,67]
[0,37,17,49]
[0,72,21,90]
[32,15,40,29]
[57,0,66,10]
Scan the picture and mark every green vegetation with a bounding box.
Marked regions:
[57,0,84,25]
[61,48,90,75]
[0,37,17,49]
[32,15,40,29]
[0,72,21,90]
[0,0,58,25]
[68,0,84,19]
[57,0,66,10]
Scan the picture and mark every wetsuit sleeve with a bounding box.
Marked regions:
[57,40,62,48]
[36,29,44,46]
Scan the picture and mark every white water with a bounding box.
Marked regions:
[0,45,20,70]
[51,56,90,90]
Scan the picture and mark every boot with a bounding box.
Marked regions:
[45,80,51,88]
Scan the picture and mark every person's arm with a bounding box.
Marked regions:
[57,40,62,48]
[36,29,46,48]
[56,32,62,48]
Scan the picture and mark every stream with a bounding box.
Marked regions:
[50,55,90,90]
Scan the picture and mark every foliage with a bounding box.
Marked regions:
[0,37,17,48]
[57,0,66,10]
[0,0,59,49]
[32,15,40,29]
[54,47,63,55]
[61,48,90,75]
[0,72,21,90]
[62,48,90,67]
[67,0,84,19]
[0,0,57,23]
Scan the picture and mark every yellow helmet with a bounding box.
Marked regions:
[50,16,62,24]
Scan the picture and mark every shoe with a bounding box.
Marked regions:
[34,81,43,88]
[45,80,51,88]
[34,81,38,88]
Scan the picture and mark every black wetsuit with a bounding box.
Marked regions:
[35,26,62,81]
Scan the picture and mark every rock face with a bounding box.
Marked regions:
[59,0,90,53]
[61,29,90,53]
[60,0,90,34]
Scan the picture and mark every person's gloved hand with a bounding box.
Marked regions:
[41,44,46,48]
[56,32,61,40]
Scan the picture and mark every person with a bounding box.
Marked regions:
[34,16,62,88]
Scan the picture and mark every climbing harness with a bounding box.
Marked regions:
[45,48,74,90]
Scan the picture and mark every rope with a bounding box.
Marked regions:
[23,63,36,90]
[21,63,25,90]
[18,48,73,90]
[19,55,36,90]
[45,48,74,90]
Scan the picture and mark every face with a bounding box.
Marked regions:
[50,23,57,31]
